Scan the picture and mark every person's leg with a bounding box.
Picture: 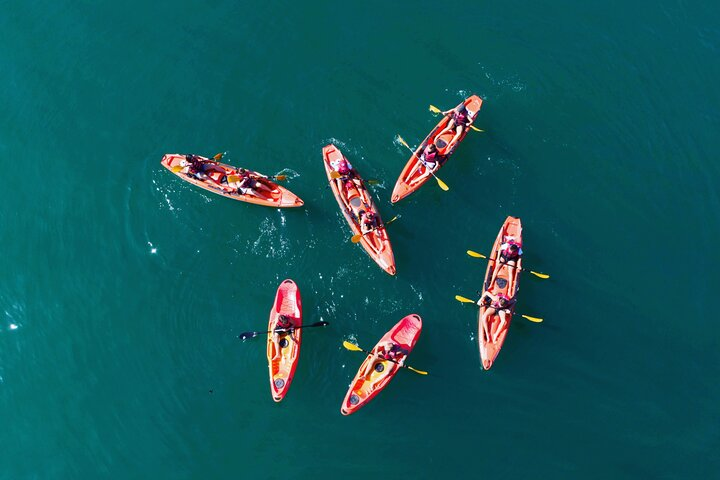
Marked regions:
[449,124,463,149]
[272,334,283,360]
[493,310,508,342]
[481,308,493,342]
[255,180,273,193]
[436,119,457,140]
[358,354,377,378]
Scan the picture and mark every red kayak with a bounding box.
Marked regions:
[322,144,396,275]
[161,153,304,208]
[341,314,422,415]
[391,95,483,203]
[266,279,302,401]
[478,216,522,370]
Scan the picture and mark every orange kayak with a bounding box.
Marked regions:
[341,314,422,415]
[322,144,396,275]
[266,279,302,402]
[391,95,483,203]
[161,153,304,208]
[478,216,522,370]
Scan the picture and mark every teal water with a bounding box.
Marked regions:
[1,0,719,477]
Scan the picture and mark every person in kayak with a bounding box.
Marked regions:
[181,154,230,188]
[358,341,408,377]
[228,168,274,198]
[499,238,522,267]
[360,210,380,235]
[477,292,516,343]
[331,156,356,190]
[414,143,441,183]
[436,104,473,149]
[271,314,295,360]
[490,237,523,289]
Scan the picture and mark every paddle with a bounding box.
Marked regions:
[342,340,428,375]
[454,295,543,323]
[466,250,550,279]
[238,321,329,340]
[429,105,484,132]
[351,215,399,243]
[396,135,449,191]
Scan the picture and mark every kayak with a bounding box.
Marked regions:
[267,279,302,402]
[478,216,522,370]
[161,153,304,208]
[390,95,483,203]
[341,314,422,415]
[322,144,396,275]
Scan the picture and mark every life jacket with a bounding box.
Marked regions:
[331,158,352,175]
[384,344,404,361]
[492,294,512,309]
[276,316,292,329]
[338,159,351,175]
[363,212,378,228]
[454,108,469,125]
[423,147,438,164]
[500,239,522,260]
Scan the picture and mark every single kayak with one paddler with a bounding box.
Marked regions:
[341,314,422,415]
[267,279,303,402]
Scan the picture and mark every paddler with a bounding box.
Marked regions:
[414,143,441,183]
[331,156,355,191]
[359,210,380,235]
[228,168,274,198]
[357,341,408,377]
[271,314,295,360]
[477,292,516,343]
[489,237,523,289]
[436,104,473,150]
[180,154,234,192]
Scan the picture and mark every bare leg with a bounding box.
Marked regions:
[493,310,508,343]
[436,119,458,141]
[448,125,464,150]
[412,162,435,185]
[481,307,494,342]
[358,353,379,378]
[254,180,274,193]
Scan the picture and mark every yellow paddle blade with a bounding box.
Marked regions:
[455,295,476,304]
[171,165,183,173]
[434,175,449,191]
[213,152,224,160]
[227,175,240,183]
[469,124,484,132]
[429,105,442,114]
[342,340,363,352]
[530,270,550,279]
[351,234,363,244]
[467,250,487,259]
[274,175,287,181]
[407,366,429,375]
[330,170,342,179]
[396,135,411,150]
[385,215,399,225]
[521,315,544,323]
